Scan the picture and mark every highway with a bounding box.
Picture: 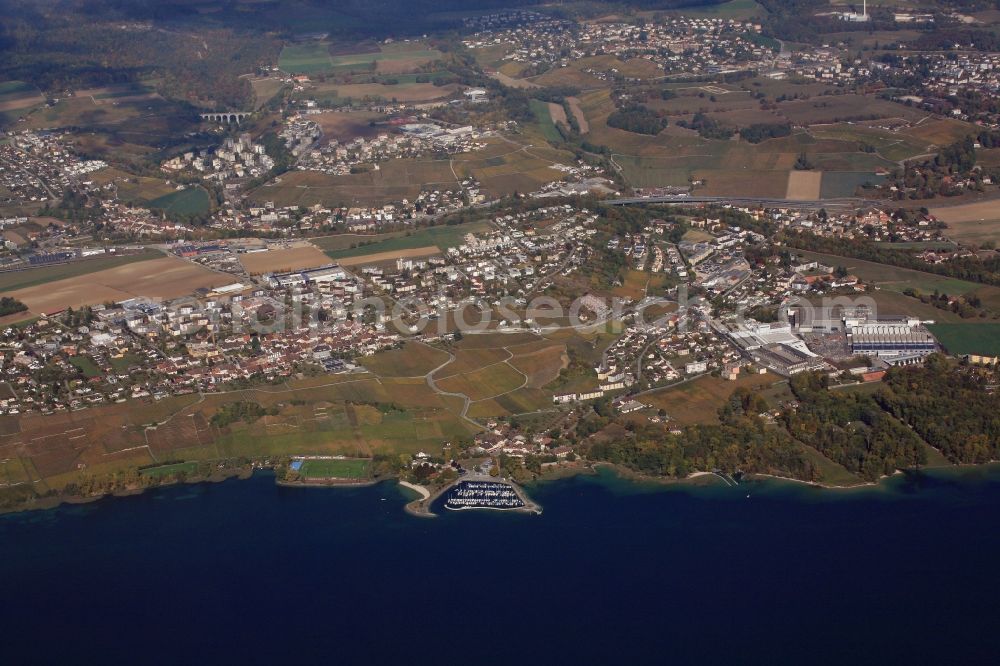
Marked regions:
[603,195,867,210]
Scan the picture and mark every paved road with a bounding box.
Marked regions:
[604,195,864,209]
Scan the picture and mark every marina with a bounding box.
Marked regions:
[402,474,542,516]
[445,480,528,512]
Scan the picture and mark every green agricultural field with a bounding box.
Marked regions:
[0,249,163,292]
[436,362,526,402]
[312,231,408,252]
[297,458,371,479]
[530,99,562,143]
[279,42,333,74]
[928,324,1000,357]
[810,123,929,163]
[614,155,692,188]
[140,462,199,479]
[363,342,450,377]
[820,171,885,198]
[330,48,442,68]
[147,188,211,215]
[0,81,36,96]
[0,80,45,126]
[669,0,763,19]
[324,220,491,260]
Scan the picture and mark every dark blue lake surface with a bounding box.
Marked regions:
[3,467,1000,665]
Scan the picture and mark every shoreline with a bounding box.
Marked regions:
[276,478,379,489]
[399,480,437,518]
[2,460,997,518]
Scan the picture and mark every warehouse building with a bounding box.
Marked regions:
[847,322,936,358]
[750,343,827,376]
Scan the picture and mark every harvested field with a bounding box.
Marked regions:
[336,245,440,266]
[777,95,925,125]
[786,170,822,200]
[456,331,543,349]
[239,245,332,274]
[309,111,384,143]
[509,345,567,388]
[8,256,230,314]
[0,250,163,293]
[930,199,1000,243]
[548,102,568,129]
[696,169,789,198]
[249,77,287,109]
[567,97,588,133]
[488,72,540,89]
[901,119,976,146]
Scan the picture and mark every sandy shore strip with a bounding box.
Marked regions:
[398,480,430,500]
[399,480,437,518]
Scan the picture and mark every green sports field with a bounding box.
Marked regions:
[297,458,372,479]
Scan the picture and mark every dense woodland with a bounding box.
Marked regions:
[607,105,669,135]
[783,373,927,481]
[878,356,1000,463]
[0,297,28,317]
[586,387,816,481]
[0,18,278,109]
[586,358,999,484]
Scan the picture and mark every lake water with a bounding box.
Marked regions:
[3,466,999,665]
